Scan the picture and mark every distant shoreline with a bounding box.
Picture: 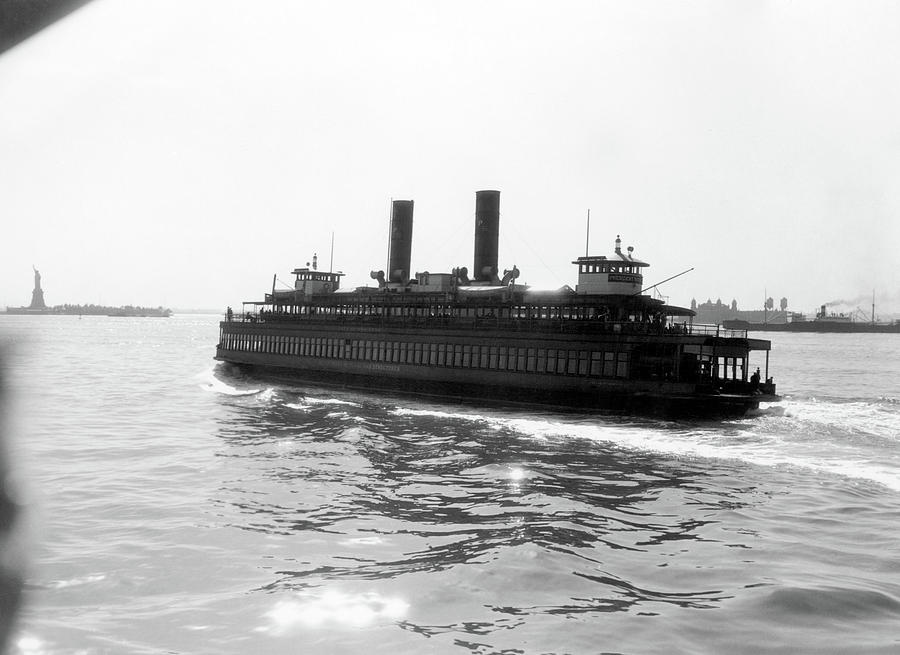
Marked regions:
[5,304,172,317]
[3,307,227,317]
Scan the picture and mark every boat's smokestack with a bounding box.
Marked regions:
[388,199,414,283]
[473,190,501,283]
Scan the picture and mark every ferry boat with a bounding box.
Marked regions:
[215,190,779,417]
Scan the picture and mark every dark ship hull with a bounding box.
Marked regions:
[217,319,777,418]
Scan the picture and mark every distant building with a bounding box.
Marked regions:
[690,297,790,325]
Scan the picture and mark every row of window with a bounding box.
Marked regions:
[579,264,641,275]
[253,304,626,321]
[701,355,746,381]
[220,331,631,378]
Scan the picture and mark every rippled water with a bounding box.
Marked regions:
[2,315,900,654]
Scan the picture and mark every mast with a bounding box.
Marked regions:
[386,197,392,275]
[585,209,590,257]
[329,231,335,273]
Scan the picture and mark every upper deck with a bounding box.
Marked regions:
[226,288,770,354]
[223,189,773,358]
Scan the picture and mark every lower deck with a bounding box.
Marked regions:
[215,320,778,417]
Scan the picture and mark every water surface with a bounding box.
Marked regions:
[2,315,899,654]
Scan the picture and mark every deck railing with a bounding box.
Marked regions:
[687,324,749,338]
[224,311,748,339]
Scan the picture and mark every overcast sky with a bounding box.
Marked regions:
[2,0,899,315]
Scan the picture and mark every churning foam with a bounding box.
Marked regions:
[392,400,900,491]
[195,368,261,396]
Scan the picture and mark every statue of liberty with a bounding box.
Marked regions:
[29,266,46,310]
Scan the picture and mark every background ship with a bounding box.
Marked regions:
[695,296,900,334]
[724,306,900,333]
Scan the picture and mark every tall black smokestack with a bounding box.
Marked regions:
[473,190,500,283]
[388,199,414,283]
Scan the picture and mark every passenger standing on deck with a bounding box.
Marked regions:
[750,367,761,392]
